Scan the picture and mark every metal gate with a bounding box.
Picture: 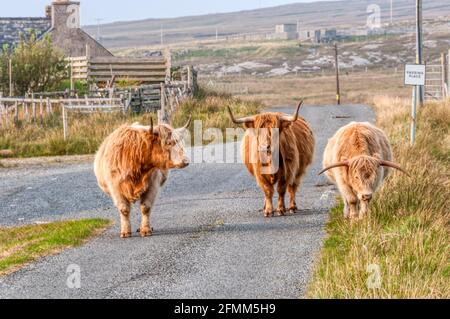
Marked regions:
[425,64,444,101]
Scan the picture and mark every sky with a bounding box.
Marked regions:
[3,0,337,25]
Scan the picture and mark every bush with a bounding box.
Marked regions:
[0,31,67,96]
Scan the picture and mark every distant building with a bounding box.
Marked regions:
[298,28,339,43]
[0,0,112,58]
[273,23,298,40]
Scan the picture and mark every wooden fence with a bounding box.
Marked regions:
[0,94,125,129]
[68,52,171,84]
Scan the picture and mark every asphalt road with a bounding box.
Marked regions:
[0,104,374,299]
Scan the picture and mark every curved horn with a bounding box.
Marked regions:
[379,160,410,177]
[227,106,255,125]
[182,115,192,130]
[280,100,304,122]
[318,161,349,176]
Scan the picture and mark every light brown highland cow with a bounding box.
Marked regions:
[320,122,408,219]
[94,118,190,238]
[228,101,315,217]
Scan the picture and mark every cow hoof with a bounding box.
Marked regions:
[264,211,274,218]
[120,232,132,238]
[288,206,298,214]
[276,209,286,217]
[139,226,153,237]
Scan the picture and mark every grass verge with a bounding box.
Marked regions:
[308,97,450,299]
[0,219,112,275]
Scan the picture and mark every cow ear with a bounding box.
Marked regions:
[244,122,254,129]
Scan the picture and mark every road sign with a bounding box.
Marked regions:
[405,64,426,86]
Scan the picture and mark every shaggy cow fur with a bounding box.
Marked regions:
[321,122,407,219]
[94,122,189,238]
[240,112,315,217]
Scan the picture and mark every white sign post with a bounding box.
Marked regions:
[405,64,426,146]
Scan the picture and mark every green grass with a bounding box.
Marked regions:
[308,98,450,299]
[0,219,112,275]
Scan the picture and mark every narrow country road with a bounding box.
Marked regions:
[0,104,374,299]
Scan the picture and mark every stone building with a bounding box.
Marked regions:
[0,0,112,58]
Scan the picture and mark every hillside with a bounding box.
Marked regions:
[83,0,450,48]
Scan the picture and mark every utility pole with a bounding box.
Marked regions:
[411,0,424,145]
[8,58,12,97]
[96,18,102,42]
[416,0,424,107]
[334,43,341,105]
[160,24,164,46]
[216,26,218,42]
[390,0,393,25]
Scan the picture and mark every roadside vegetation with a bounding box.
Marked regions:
[308,98,450,298]
[0,87,262,158]
[172,87,262,134]
[0,32,67,96]
[0,219,111,275]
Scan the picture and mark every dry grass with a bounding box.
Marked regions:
[172,88,262,134]
[0,219,111,275]
[0,89,262,158]
[308,98,450,299]
[199,70,410,106]
[0,111,156,158]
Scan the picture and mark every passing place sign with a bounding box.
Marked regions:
[404,64,426,86]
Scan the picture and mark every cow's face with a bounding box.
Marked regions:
[347,155,382,202]
[158,125,190,169]
[228,102,303,173]
[248,114,283,168]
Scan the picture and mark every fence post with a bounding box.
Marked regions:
[39,96,43,125]
[24,93,29,121]
[0,92,3,127]
[62,104,68,140]
[441,52,447,99]
[32,93,36,123]
[14,101,18,127]
[447,49,450,98]
[158,83,168,124]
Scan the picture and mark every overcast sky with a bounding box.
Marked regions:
[3,0,338,25]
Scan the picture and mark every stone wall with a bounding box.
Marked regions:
[0,18,51,47]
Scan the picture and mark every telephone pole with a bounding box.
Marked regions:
[390,0,393,25]
[416,0,424,106]
[161,24,164,45]
[334,43,341,105]
[95,18,102,42]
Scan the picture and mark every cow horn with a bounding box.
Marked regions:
[280,100,303,123]
[182,115,192,130]
[227,106,255,125]
[379,160,410,177]
[150,117,159,135]
[318,161,349,176]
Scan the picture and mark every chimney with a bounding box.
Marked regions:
[45,5,52,19]
[51,0,80,30]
